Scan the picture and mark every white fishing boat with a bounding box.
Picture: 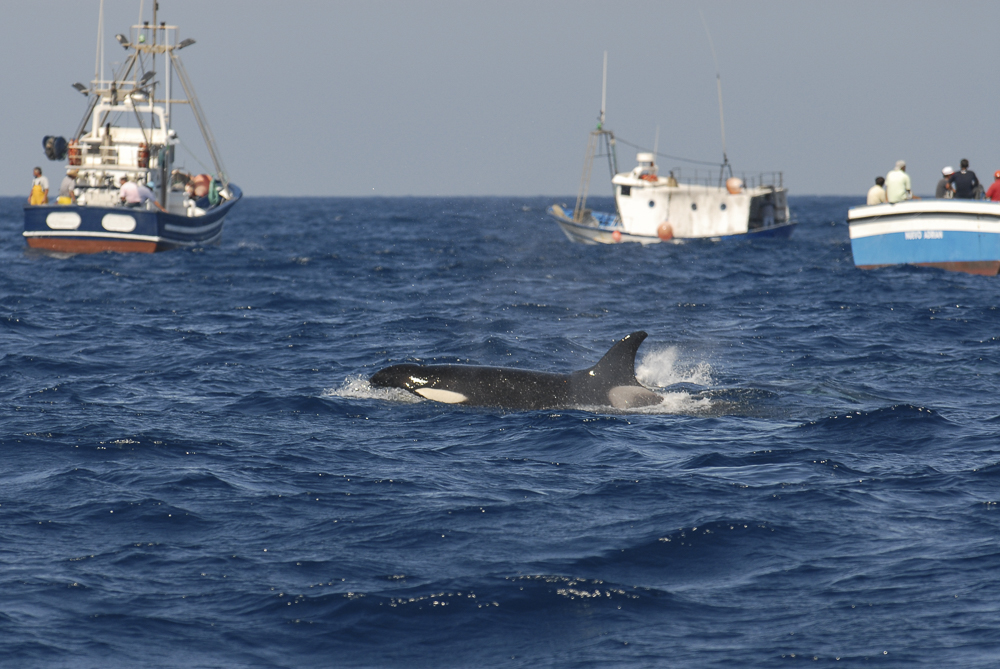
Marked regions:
[23,1,240,254]
[549,52,792,245]
[550,152,791,244]
[848,199,1000,276]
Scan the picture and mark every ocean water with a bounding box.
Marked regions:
[1,195,999,667]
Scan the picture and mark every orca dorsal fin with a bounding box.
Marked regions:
[583,331,648,387]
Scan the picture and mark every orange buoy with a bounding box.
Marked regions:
[726,177,744,195]
[67,139,81,166]
[612,230,622,242]
[657,222,673,241]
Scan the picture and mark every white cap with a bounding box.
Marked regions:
[895,160,906,170]
[942,166,954,176]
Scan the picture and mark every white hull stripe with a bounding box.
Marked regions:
[164,219,224,235]
[24,230,161,242]
[849,219,1000,239]
[849,202,1000,220]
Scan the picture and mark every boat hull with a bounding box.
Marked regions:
[848,200,1000,275]
[548,205,795,245]
[22,185,242,254]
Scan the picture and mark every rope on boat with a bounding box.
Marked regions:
[615,137,722,168]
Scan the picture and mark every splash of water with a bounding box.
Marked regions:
[636,346,713,388]
[324,375,424,403]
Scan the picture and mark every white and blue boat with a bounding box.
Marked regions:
[549,151,792,245]
[549,53,793,245]
[848,200,1000,276]
[23,1,240,254]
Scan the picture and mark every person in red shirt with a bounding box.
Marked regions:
[987,171,1000,202]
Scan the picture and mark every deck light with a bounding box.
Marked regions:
[177,38,196,50]
[139,71,156,86]
[72,82,88,96]
[115,34,130,48]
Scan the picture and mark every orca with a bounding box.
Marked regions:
[370,331,663,410]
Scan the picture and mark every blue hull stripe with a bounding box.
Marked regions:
[851,230,1000,265]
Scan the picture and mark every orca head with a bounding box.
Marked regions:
[370,364,470,404]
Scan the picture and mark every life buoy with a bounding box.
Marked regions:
[137,143,150,168]
[657,222,673,241]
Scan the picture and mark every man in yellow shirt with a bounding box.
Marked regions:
[884,160,912,203]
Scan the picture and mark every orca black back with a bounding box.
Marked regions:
[370,331,662,410]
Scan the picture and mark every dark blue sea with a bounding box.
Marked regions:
[2,195,999,667]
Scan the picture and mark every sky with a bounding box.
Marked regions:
[2,0,999,197]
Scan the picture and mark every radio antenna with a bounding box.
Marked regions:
[699,8,732,181]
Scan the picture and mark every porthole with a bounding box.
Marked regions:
[720,203,727,211]
[648,200,655,208]
[691,203,698,211]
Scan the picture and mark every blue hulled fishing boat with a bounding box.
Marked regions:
[23,1,240,253]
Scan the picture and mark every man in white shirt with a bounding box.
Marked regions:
[29,167,49,205]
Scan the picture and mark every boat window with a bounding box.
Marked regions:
[620,186,631,196]
[691,203,698,211]
[648,200,655,208]
[720,203,727,210]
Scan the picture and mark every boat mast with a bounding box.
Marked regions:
[574,51,618,223]
[699,10,733,184]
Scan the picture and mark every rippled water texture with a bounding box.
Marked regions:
[1,196,999,667]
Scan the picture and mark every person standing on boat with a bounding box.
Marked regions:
[28,167,49,205]
[950,159,980,199]
[986,171,1000,202]
[58,170,78,205]
[119,176,167,212]
[884,160,913,203]
[867,176,888,205]
[936,167,955,199]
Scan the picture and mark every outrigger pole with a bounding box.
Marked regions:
[574,51,619,223]
[170,53,227,186]
[699,9,732,185]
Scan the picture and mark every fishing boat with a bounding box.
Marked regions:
[549,151,791,244]
[549,53,792,245]
[23,2,240,254]
[848,199,1000,276]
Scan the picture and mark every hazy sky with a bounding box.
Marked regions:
[3,1,999,197]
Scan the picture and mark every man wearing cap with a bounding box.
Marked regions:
[986,171,1000,202]
[936,167,954,199]
[884,160,913,203]
[866,176,888,205]
[951,159,979,199]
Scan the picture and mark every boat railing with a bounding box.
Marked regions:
[665,168,784,191]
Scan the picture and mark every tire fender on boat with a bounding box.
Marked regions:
[657,222,673,241]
